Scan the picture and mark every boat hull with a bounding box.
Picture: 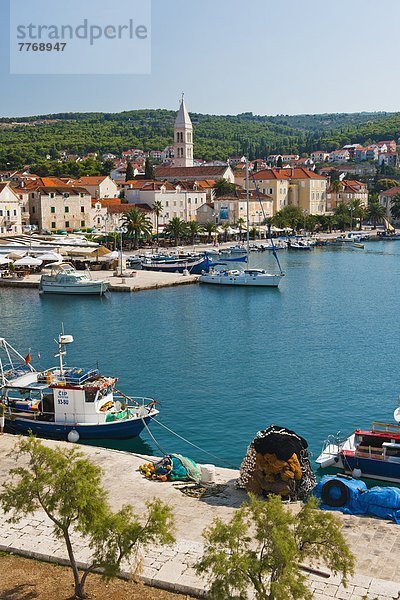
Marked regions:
[338,455,400,485]
[199,272,282,287]
[40,282,108,295]
[5,413,155,441]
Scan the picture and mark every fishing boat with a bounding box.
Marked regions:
[199,160,285,288]
[316,405,400,483]
[39,263,108,296]
[0,334,158,442]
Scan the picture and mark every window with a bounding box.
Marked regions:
[65,206,69,213]
[81,206,85,213]
[50,193,55,199]
[51,207,55,213]
[13,210,16,216]
[32,206,35,213]
[63,192,69,198]
[81,220,85,227]
[80,193,85,198]
[0,210,2,216]
[269,188,273,195]
[65,221,70,228]
[51,222,56,229]
[31,193,35,199]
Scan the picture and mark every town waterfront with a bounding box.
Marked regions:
[2,240,400,467]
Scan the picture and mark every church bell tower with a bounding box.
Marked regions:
[173,94,193,168]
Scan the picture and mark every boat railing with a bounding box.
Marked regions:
[114,390,157,410]
[372,421,400,433]
[38,366,99,386]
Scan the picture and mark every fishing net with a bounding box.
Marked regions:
[237,425,316,500]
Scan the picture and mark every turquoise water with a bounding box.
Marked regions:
[2,241,400,469]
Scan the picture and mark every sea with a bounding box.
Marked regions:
[2,240,400,470]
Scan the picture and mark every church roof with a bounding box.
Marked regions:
[174,98,192,128]
[155,165,230,179]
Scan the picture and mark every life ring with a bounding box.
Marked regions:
[321,479,349,507]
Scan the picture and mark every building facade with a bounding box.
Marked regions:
[0,183,23,234]
[29,185,92,232]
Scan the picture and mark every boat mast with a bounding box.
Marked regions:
[246,157,250,257]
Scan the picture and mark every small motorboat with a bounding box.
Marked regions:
[39,263,108,296]
[141,255,214,274]
[0,334,158,442]
[316,404,400,484]
[286,239,312,250]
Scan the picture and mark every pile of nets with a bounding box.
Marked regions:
[139,453,202,483]
[237,425,316,500]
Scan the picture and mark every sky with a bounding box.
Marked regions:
[0,0,399,118]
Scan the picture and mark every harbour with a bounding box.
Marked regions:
[2,240,400,466]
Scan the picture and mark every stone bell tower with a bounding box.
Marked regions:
[173,93,193,168]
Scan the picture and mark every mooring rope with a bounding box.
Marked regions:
[151,416,239,469]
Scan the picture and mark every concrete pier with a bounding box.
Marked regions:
[0,270,199,293]
[0,435,399,598]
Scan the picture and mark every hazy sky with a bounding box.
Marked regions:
[1,0,399,117]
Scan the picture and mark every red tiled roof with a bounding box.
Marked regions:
[155,166,230,178]
[74,176,108,185]
[380,186,400,197]
[253,167,325,180]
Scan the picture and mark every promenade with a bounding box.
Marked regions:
[0,435,399,599]
[0,269,199,293]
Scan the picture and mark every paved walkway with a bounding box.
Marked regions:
[0,435,399,599]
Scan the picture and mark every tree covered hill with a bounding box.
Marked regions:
[1,109,400,169]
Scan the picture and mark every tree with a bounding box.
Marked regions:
[276,156,283,168]
[0,437,175,600]
[203,220,218,243]
[214,178,236,198]
[164,217,187,246]
[334,203,351,232]
[145,157,155,180]
[390,193,400,222]
[367,201,386,228]
[196,494,354,600]
[125,161,134,182]
[221,222,230,242]
[122,207,153,249]
[152,200,163,241]
[374,178,399,194]
[236,217,245,241]
[186,220,201,245]
[271,205,304,231]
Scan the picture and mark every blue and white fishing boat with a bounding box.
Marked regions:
[0,334,158,442]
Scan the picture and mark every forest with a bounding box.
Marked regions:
[1,109,400,169]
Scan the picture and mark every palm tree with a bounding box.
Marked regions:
[221,222,230,243]
[164,217,187,247]
[202,221,218,243]
[334,203,351,232]
[186,220,201,246]
[122,208,152,250]
[236,217,245,241]
[390,194,400,223]
[349,199,366,230]
[367,202,386,229]
[152,200,163,241]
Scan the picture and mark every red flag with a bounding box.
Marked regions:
[25,353,31,365]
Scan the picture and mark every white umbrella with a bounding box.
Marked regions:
[14,256,43,267]
[5,251,26,260]
[101,250,128,261]
[0,256,12,265]
[37,252,64,262]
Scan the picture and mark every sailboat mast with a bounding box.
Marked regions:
[246,158,250,256]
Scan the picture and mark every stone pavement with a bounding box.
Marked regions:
[0,435,400,599]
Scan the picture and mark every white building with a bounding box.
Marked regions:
[73,176,119,199]
[173,95,193,168]
[0,182,23,234]
[126,180,207,225]
[328,150,350,163]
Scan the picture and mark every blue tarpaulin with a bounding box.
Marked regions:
[313,476,400,524]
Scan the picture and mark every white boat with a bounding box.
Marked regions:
[199,159,285,288]
[39,263,108,296]
[200,268,283,287]
[0,334,158,441]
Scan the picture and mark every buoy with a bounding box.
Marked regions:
[352,468,362,479]
[68,429,80,443]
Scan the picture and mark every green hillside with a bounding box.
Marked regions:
[1,109,400,169]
